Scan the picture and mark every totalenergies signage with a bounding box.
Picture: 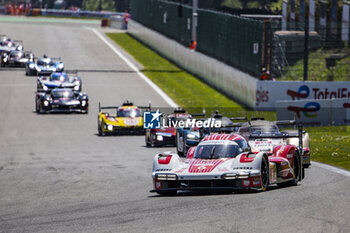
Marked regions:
[276,98,350,126]
[255,81,350,110]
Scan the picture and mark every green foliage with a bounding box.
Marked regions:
[280,48,350,81]
[221,0,243,9]
[82,0,115,11]
[247,1,260,9]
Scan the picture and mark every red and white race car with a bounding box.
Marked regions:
[151,130,305,195]
[238,119,311,168]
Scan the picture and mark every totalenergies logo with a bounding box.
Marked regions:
[287,85,320,118]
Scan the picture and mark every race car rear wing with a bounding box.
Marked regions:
[98,101,152,112]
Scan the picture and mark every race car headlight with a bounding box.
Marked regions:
[157,135,163,141]
[156,174,177,181]
[57,63,64,69]
[74,85,79,91]
[43,100,49,106]
[107,124,113,131]
[222,173,237,180]
[37,68,41,72]
[81,100,86,107]
[186,134,196,139]
[43,85,48,91]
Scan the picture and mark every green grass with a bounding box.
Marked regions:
[307,126,350,170]
[107,32,350,171]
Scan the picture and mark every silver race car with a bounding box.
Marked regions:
[26,55,64,76]
[37,72,82,92]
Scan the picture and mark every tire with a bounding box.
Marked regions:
[98,121,105,136]
[260,155,269,191]
[156,190,177,196]
[303,164,310,169]
[289,152,300,186]
[145,135,151,147]
[35,99,39,113]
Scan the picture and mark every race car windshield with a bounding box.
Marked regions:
[251,125,279,134]
[38,59,54,66]
[10,52,23,58]
[51,90,74,98]
[51,73,69,82]
[194,143,242,159]
[117,109,141,117]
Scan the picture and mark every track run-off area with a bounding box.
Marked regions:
[0,17,350,233]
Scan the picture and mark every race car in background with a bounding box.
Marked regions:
[0,49,34,67]
[151,129,305,195]
[37,72,82,92]
[0,37,23,54]
[238,119,311,168]
[98,101,151,136]
[145,108,194,148]
[25,55,64,76]
[35,88,88,114]
[175,111,246,156]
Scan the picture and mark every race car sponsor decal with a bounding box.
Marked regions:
[124,118,139,126]
[188,159,226,173]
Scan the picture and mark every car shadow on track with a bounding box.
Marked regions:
[148,184,300,197]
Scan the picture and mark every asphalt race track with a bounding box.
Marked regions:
[0,18,350,233]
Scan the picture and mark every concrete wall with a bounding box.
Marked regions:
[128,20,258,109]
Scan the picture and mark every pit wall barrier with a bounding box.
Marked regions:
[128,20,258,109]
[129,20,350,111]
[276,98,350,126]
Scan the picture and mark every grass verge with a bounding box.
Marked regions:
[106,32,350,170]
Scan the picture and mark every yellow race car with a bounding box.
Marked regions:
[98,101,151,136]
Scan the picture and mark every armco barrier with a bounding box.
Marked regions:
[276,98,350,126]
[128,20,258,109]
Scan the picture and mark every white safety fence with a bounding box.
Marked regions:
[128,20,258,109]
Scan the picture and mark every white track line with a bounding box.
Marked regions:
[312,161,350,177]
[89,28,179,108]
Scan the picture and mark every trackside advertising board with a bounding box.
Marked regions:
[255,81,350,110]
[276,98,350,126]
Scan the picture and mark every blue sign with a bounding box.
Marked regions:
[143,110,161,129]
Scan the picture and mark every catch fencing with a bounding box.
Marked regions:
[130,0,264,77]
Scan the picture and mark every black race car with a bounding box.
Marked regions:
[0,49,34,67]
[35,88,88,114]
